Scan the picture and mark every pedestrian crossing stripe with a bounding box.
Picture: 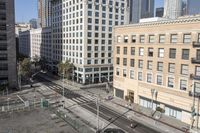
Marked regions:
[66,99,77,105]
[80,96,91,101]
[76,97,87,103]
[72,98,82,103]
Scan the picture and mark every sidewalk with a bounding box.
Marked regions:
[104,97,190,133]
[39,72,190,133]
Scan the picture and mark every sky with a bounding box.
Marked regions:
[15,0,164,23]
[15,0,37,23]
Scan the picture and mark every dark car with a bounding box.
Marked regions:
[97,128,125,133]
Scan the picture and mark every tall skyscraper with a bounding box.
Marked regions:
[51,0,128,84]
[187,0,200,15]
[38,0,51,28]
[141,0,154,18]
[156,7,164,17]
[29,18,38,29]
[0,0,17,88]
[164,0,182,19]
[129,0,154,23]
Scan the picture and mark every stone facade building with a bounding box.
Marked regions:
[113,16,200,125]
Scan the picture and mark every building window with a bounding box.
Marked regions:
[171,34,177,43]
[148,48,153,57]
[198,33,200,43]
[117,36,121,43]
[147,61,152,70]
[131,47,135,55]
[130,70,134,79]
[117,46,120,54]
[140,35,145,43]
[181,64,188,75]
[116,68,120,76]
[138,60,143,68]
[195,66,200,76]
[0,2,6,10]
[124,36,128,43]
[180,79,187,91]
[123,69,127,77]
[139,47,144,56]
[194,82,200,93]
[158,48,164,58]
[182,49,189,60]
[169,48,176,59]
[168,63,175,73]
[138,72,142,81]
[149,35,155,43]
[0,13,6,20]
[157,75,162,85]
[123,47,127,55]
[165,106,182,120]
[116,57,120,65]
[157,62,163,72]
[183,34,191,43]
[132,35,136,43]
[123,58,127,66]
[159,35,165,43]
[130,59,135,67]
[168,77,174,88]
[147,73,152,83]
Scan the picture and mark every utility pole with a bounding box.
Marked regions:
[96,94,100,132]
[196,96,200,130]
[7,98,10,111]
[62,68,65,108]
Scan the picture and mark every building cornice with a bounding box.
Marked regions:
[114,16,200,29]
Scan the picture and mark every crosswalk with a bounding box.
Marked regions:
[40,82,97,107]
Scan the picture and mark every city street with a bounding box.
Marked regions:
[35,74,161,133]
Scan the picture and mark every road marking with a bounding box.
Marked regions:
[76,97,87,102]
[72,98,82,103]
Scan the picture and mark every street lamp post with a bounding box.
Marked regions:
[62,68,65,108]
[7,98,10,111]
[96,94,100,132]
[196,96,200,129]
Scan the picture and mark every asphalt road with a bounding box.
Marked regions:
[36,74,160,133]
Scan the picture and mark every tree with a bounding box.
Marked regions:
[32,55,40,70]
[39,57,48,70]
[20,58,32,78]
[57,60,74,80]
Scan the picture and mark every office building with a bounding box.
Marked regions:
[29,18,38,29]
[129,0,154,23]
[38,0,51,28]
[51,0,128,84]
[15,23,31,37]
[19,28,52,69]
[156,7,164,17]
[0,0,17,88]
[187,0,200,15]
[113,16,200,125]
[164,0,182,19]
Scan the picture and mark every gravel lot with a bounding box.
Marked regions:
[0,108,78,133]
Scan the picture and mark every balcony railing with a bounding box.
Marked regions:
[193,41,200,47]
[191,58,200,64]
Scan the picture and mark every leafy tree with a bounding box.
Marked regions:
[57,60,74,80]
[39,57,48,70]
[20,58,32,78]
[32,55,40,69]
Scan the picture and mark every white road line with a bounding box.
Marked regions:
[72,98,82,103]
[76,97,87,103]
[80,96,91,101]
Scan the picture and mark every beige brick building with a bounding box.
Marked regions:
[113,16,200,125]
